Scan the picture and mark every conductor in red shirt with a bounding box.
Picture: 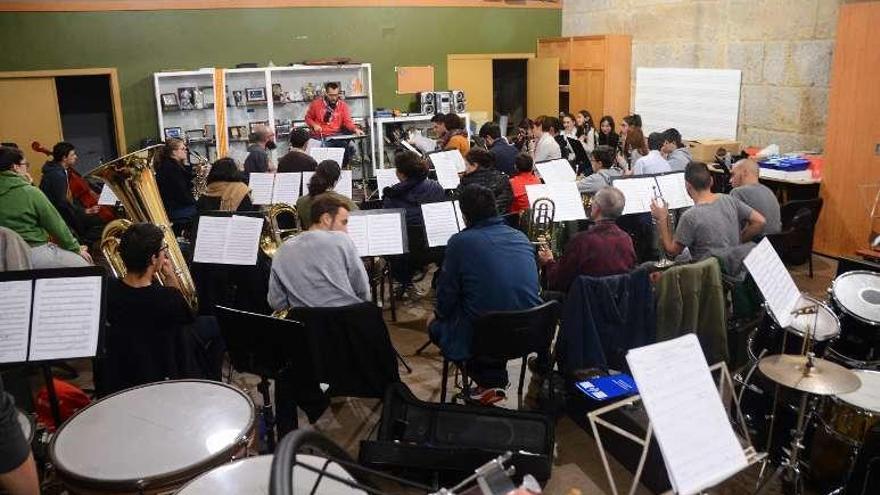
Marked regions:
[304,82,364,165]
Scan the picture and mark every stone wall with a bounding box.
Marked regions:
[562,0,850,152]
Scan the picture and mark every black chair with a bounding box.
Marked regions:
[766,198,823,277]
[440,300,560,405]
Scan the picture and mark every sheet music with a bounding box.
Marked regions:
[525,183,588,222]
[431,151,464,189]
[272,172,301,205]
[97,184,119,206]
[400,140,422,156]
[345,214,370,258]
[421,202,462,247]
[375,169,400,199]
[29,276,102,361]
[627,335,748,495]
[744,238,801,328]
[308,146,345,165]
[453,200,465,230]
[223,215,263,265]
[305,138,323,152]
[0,280,32,364]
[410,134,437,155]
[535,159,576,183]
[193,216,229,264]
[333,170,353,199]
[655,173,694,210]
[613,176,657,215]
[248,173,276,205]
[301,172,315,195]
[367,213,405,256]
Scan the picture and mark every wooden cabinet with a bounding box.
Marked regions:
[537,35,631,122]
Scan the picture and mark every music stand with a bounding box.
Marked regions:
[215,305,305,453]
[567,137,589,173]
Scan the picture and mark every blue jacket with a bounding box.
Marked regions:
[430,216,541,360]
[382,175,446,226]
[490,139,518,177]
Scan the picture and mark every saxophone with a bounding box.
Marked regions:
[189,148,211,199]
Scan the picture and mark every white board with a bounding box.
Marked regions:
[635,68,741,141]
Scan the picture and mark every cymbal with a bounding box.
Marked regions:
[758,354,861,395]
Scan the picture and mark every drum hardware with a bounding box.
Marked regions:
[828,271,880,363]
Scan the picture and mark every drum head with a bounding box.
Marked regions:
[50,380,254,487]
[176,454,366,494]
[835,370,880,412]
[17,409,33,444]
[833,271,880,325]
[788,296,840,341]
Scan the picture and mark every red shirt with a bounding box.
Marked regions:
[544,220,636,291]
[509,172,542,214]
[304,97,357,138]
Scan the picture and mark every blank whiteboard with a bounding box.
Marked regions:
[635,68,741,141]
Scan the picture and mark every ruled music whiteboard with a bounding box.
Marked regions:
[634,68,742,141]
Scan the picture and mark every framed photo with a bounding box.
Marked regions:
[228,126,248,141]
[163,127,183,140]
[249,120,269,134]
[177,87,197,110]
[272,83,283,102]
[204,124,216,140]
[199,86,215,107]
[232,90,245,107]
[276,124,291,136]
[160,93,179,111]
[245,87,266,103]
[185,129,206,142]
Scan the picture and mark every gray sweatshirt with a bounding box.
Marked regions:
[268,230,370,310]
[667,147,692,172]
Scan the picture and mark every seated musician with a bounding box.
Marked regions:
[304,82,364,164]
[0,146,91,268]
[538,186,636,291]
[729,158,782,235]
[295,160,358,229]
[154,138,197,233]
[478,122,517,176]
[39,142,105,246]
[196,158,255,213]
[576,145,623,195]
[432,113,470,156]
[242,124,276,179]
[101,223,197,395]
[382,150,446,296]
[456,148,513,214]
[662,128,692,172]
[268,194,369,310]
[631,132,671,176]
[508,153,541,214]
[429,184,541,405]
[532,116,562,163]
[277,128,317,173]
[0,376,39,495]
[651,162,766,261]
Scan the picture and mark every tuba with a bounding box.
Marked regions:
[88,145,199,312]
[260,203,300,258]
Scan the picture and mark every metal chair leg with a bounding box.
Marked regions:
[440,359,449,403]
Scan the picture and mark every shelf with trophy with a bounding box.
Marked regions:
[223,68,274,166]
[153,69,219,162]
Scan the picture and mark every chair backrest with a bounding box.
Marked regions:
[215,305,305,378]
[781,198,823,231]
[470,300,560,361]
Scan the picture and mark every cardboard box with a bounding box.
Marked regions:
[685,140,742,162]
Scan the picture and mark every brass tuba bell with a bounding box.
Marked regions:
[88,145,199,312]
[260,203,300,258]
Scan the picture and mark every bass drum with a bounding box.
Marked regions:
[50,380,255,495]
[828,271,880,364]
[175,454,366,494]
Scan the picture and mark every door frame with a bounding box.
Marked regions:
[0,68,126,154]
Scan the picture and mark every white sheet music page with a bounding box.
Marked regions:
[334,170,353,199]
[612,176,657,215]
[367,213,405,256]
[97,184,119,206]
[223,215,264,265]
[301,172,315,196]
[421,202,461,247]
[744,238,800,328]
[375,169,400,199]
[29,276,102,361]
[272,172,301,205]
[308,146,345,165]
[547,182,588,221]
[0,280,32,364]
[431,151,463,189]
[453,200,465,230]
[248,173,276,205]
[193,216,230,264]
[535,159,576,184]
[627,335,748,495]
[345,214,370,257]
[655,173,694,210]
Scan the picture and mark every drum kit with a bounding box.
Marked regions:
[738,270,880,494]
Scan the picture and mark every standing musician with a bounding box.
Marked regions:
[304,82,364,164]
[39,142,106,247]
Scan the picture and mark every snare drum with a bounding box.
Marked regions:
[748,295,840,362]
[175,454,366,494]
[17,408,34,445]
[50,380,255,494]
[828,271,880,363]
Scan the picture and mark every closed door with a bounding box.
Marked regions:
[527,57,559,118]
[571,38,606,70]
[570,69,604,118]
[0,77,63,185]
[448,58,493,123]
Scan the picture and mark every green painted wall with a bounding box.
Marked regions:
[0,7,560,149]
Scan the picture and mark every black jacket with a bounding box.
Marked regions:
[155,157,196,212]
[455,167,513,214]
[39,161,83,236]
[382,174,447,226]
